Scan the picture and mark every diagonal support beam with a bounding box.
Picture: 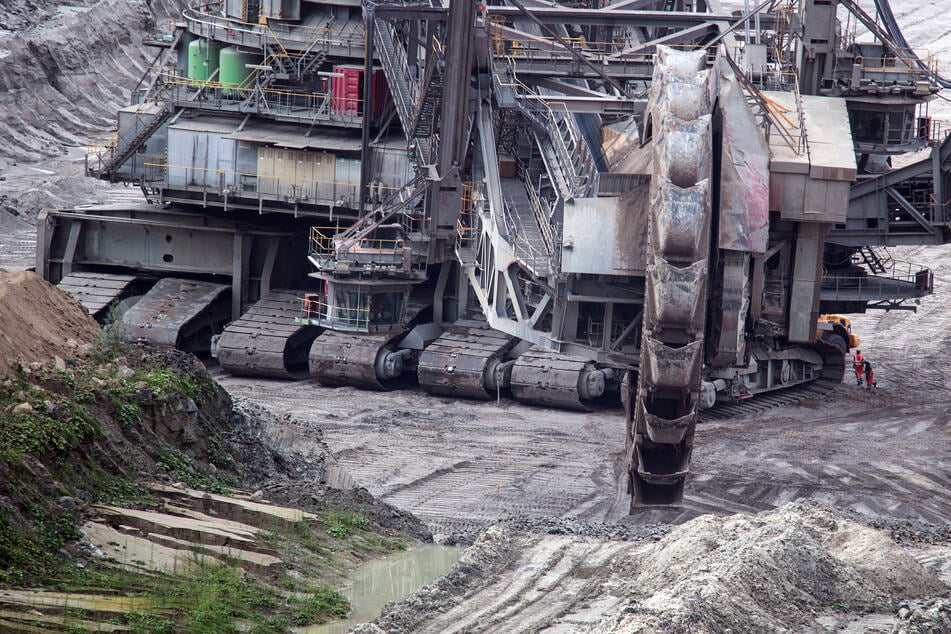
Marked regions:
[886,186,939,236]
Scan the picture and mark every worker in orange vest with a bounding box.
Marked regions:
[864,360,876,390]
[853,350,865,385]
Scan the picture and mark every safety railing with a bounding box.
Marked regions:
[499,194,551,275]
[182,0,365,58]
[151,72,364,126]
[736,62,808,156]
[456,182,481,262]
[137,160,376,212]
[821,260,934,299]
[523,171,554,255]
[298,293,371,331]
[373,18,420,146]
[493,58,593,198]
[855,47,939,78]
[308,225,417,273]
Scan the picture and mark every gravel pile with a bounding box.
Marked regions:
[498,514,669,542]
[599,500,948,632]
[0,0,182,163]
[356,500,950,633]
[893,599,951,633]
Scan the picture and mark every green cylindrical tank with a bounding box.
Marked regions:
[219,46,259,95]
[187,39,222,82]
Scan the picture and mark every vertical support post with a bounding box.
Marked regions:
[456,262,469,317]
[358,9,376,216]
[602,302,614,351]
[232,232,248,320]
[433,262,450,325]
[35,212,51,281]
[933,143,944,225]
[787,222,828,343]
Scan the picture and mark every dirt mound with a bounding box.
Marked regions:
[0,270,98,375]
[599,500,948,632]
[362,500,948,633]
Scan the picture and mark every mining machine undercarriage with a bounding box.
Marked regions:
[38,0,950,508]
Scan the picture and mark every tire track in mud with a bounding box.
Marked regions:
[215,373,630,536]
[217,366,951,533]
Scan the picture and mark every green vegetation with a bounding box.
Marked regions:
[289,584,350,626]
[0,376,101,460]
[322,509,369,539]
[159,562,349,631]
[0,325,416,633]
[156,447,236,494]
[123,612,176,634]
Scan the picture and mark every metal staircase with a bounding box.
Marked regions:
[858,245,892,274]
[411,50,444,138]
[374,18,433,163]
[309,170,434,272]
[96,100,174,180]
[500,178,551,276]
[496,59,597,199]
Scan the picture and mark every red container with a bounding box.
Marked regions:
[331,64,362,116]
[331,65,391,119]
[370,67,391,119]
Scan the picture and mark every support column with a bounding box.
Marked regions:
[232,232,249,320]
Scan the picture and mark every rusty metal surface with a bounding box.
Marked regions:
[509,346,598,411]
[717,73,769,254]
[57,271,138,319]
[309,330,401,390]
[417,320,515,400]
[629,45,716,508]
[121,278,230,351]
[217,290,320,379]
[308,301,428,390]
[645,257,707,334]
[650,178,710,262]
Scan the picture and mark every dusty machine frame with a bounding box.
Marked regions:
[37,0,950,508]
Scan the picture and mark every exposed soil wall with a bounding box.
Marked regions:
[0,0,183,163]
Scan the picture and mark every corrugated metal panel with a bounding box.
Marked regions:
[167,128,240,191]
[369,145,413,191]
[257,147,280,197]
[257,147,340,201]
[166,127,194,188]
[332,65,362,116]
[260,0,299,20]
[236,141,258,195]
[218,137,237,190]
[314,152,336,202]
[334,157,360,207]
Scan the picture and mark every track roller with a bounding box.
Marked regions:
[509,346,614,411]
[417,320,517,400]
[216,290,320,379]
[309,331,413,390]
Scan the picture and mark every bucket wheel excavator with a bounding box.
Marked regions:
[38,0,950,508]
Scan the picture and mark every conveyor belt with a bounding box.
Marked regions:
[217,290,320,379]
[121,278,231,353]
[509,346,604,411]
[57,272,138,320]
[417,320,516,400]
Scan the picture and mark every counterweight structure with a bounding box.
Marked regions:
[38,0,951,508]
